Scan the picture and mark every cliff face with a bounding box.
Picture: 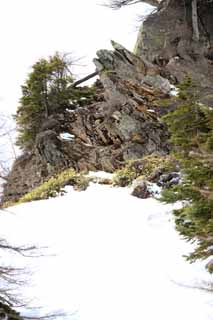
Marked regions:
[135,0,213,95]
[2,42,171,203]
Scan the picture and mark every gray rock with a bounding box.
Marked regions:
[117,115,142,140]
[36,130,68,166]
[158,172,180,187]
[2,42,170,203]
[205,259,213,273]
[135,0,213,103]
[142,75,171,94]
[131,179,151,199]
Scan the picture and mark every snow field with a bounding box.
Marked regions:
[0,179,212,320]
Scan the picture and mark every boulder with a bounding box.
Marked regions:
[131,179,151,199]
[205,259,213,273]
[158,172,180,188]
[142,75,171,94]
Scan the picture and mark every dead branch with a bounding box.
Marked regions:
[0,239,37,256]
[103,0,161,9]
[0,175,8,181]
[72,71,99,88]
[169,277,213,293]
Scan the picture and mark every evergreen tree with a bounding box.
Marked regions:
[161,77,213,272]
[15,53,95,150]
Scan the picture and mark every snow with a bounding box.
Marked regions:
[59,132,75,141]
[66,109,76,113]
[0,182,212,320]
[147,181,162,195]
[87,171,113,180]
[169,84,179,97]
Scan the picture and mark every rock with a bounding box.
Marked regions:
[36,130,68,167]
[148,168,164,182]
[1,152,48,203]
[2,42,171,203]
[134,0,213,105]
[131,179,151,199]
[205,259,213,273]
[97,178,112,185]
[142,75,171,94]
[158,172,180,188]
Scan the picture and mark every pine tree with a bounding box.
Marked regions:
[161,77,213,272]
[15,53,95,150]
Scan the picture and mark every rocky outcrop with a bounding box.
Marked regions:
[2,42,171,203]
[135,0,213,96]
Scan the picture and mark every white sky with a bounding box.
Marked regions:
[0,0,152,115]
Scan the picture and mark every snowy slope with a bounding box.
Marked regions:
[0,178,212,320]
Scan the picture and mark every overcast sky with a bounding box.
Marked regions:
[0,0,152,114]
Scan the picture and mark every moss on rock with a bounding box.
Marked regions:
[113,154,178,187]
[3,168,91,207]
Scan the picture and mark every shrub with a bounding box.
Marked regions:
[161,77,213,272]
[4,169,91,207]
[113,154,177,187]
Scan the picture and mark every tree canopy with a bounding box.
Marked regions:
[161,77,213,272]
[15,53,95,150]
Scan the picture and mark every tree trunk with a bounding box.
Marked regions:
[192,0,199,41]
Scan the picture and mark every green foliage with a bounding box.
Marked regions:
[113,166,138,187]
[113,154,176,187]
[0,303,21,320]
[6,168,91,206]
[161,184,202,203]
[15,53,96,150]
[161,76,213,271]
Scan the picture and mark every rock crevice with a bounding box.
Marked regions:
[2,42,171,203]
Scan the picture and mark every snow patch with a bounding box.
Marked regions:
[87,171,113,180]
[59,132,75,141]
[66,108,76,113]
[147,182,161,195]
[169,84,179,96]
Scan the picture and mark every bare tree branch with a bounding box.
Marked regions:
[0,113,17,180]
[103,0,161,9]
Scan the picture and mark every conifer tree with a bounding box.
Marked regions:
[161,77,213,272]
[15,53,95,150]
